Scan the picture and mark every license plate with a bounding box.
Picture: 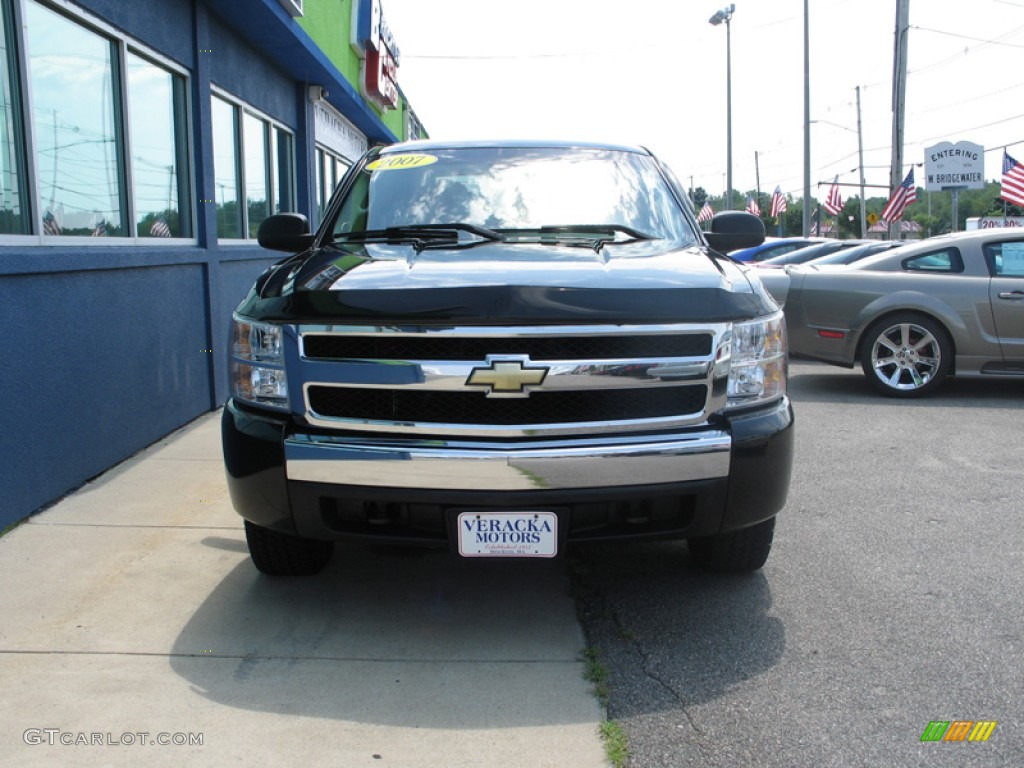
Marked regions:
[457,511,558,558]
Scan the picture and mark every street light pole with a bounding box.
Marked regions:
[709,4,735,210]
[802,0,811,237]
[856,85,867,238]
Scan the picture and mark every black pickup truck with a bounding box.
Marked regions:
[222,140,793,576]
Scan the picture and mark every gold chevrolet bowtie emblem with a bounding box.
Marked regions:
[466,359,549,396]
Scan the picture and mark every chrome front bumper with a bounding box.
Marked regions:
[283,430,731,492]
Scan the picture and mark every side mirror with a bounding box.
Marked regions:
[704,211,765,253]
[257,213,315,252]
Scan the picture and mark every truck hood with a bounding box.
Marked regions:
[240,241,777,325]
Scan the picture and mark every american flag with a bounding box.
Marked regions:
[746,194,761,216]
[824,176,843,215]
[1000,150,1024,208]
[42,210,61,236]
[149,216,172,237]
[769,186,787,218]
[880,168,917,223]
[697,201,714,223]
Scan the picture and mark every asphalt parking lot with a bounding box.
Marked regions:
[572,360,1024,767]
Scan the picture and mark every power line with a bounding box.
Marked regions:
[911,24,1024,49]
[914,81,1024,115]
[916,113,1024,146]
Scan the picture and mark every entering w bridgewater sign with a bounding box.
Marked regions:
[925,141,985,190]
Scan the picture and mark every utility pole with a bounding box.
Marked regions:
[754,150,761,211]
[856,86,867,238]
[726,9,733,210]
[802,0,811,236]
[889,0,910,240]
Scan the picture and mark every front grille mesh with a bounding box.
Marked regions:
[308,385,708,426]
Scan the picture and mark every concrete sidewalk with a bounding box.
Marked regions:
[0,411,607,767]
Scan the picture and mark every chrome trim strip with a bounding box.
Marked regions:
[298,323,728,338]
[297,409,710,438]
[300,359,709,392]
[284,431,731,491]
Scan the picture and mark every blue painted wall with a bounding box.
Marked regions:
[0,0,386,529]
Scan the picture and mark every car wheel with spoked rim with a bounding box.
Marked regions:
[859,313,952,397]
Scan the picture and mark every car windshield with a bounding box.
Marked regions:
[326,146,697,246]
[810,242,901,266]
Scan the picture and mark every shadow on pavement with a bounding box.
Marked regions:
[170,543,596,729]
[789,361,1024,408]
[570,540,784,716]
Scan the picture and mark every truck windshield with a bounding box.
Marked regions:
[327,146,697,246]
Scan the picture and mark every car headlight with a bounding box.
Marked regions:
[230,315,289,410]
[726,311,787,410]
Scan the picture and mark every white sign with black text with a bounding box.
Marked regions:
[924,140,985,190]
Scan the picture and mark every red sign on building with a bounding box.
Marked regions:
[351,0,399,111]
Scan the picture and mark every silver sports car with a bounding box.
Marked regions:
[776,228,1024,396]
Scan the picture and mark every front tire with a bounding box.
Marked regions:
[860,313,951,398]
[244,520,334,576]
[688,517,775,573]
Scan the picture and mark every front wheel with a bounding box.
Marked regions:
[244,520,334,576]
[860,313,952,398]
[688,517,775,573]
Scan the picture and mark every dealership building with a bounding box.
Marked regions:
[0,0,425,528]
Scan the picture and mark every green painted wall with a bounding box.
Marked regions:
[298,0,415,140]
[297,0,360,84]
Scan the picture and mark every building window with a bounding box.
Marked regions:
[316,146,350,219]
[211,95,241,239]
[0,1,28,234]
[271,125,293,216]
[127,52,191,238]
[243,112,268,238]
[26,0,126,236]
[212,91,294,240]
[20,0,192,240]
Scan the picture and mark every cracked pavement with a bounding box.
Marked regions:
[570,362,1023,768]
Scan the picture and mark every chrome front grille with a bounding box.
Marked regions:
[293,324,730,437]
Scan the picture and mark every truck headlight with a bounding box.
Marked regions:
[726,311,787,410]
[230,315,289,410]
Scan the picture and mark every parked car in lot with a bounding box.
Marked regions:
[754,239,875,269]
[805,240,906,267]
[782,229,1024,396]
[730,236,825,263]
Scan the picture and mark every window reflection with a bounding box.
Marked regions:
[213,96,294,240]
[0,3,28,234]
[127,52,189,238]
[316,146,349,219]
[27,0,125,236]
[272,126,293,215]
[332,148,693,244]
[316,148,324,216]
[211,95,241,238]
[243,112,268,238]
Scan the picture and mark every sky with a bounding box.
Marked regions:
[383,0,1024,206]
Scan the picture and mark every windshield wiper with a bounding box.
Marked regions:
[495,224,657,252]
[327,223,506,252]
